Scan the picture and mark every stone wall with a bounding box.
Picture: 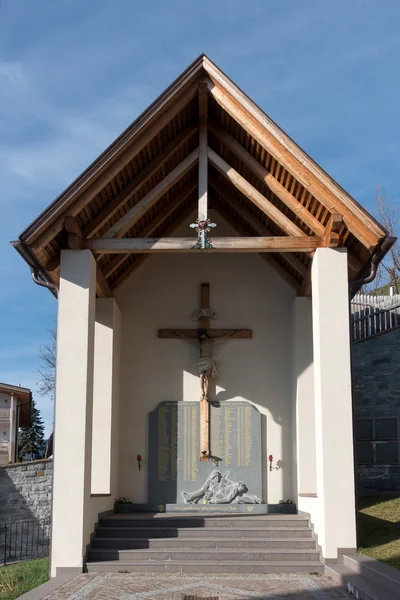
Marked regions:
[352,327,400,493]
[0,459,52,523]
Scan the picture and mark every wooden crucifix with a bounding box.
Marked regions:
[158,283,252,461]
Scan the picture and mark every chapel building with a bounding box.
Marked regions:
[13,55,394,577]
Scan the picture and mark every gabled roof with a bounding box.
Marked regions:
[0,383,32,428]
[12,54,392,296]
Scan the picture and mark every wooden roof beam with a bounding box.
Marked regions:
[84,124,197,239]
[101,148,199,239]
[212,198,300,291]
[103,182,197,279]
[87,236,323,254]
[208,148,306,238]
[65,216,84,250]
[209,121,325,237]
[210,178,308,279]
[198,83,208,220]
[111,201,197,290]
[64,217,112,297]
[323,213,343,248]
[208,81,381,250]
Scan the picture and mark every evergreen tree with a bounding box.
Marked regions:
[18,399,46,460]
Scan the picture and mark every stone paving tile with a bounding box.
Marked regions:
[38,573,352,600]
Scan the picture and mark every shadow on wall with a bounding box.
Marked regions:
[0,460,52,562]
[115,215,300,504]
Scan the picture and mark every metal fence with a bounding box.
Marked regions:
[351,303,400,342]
[0,519,50,565]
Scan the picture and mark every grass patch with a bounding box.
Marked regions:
[357,495,400,569]
[0,557,49,600]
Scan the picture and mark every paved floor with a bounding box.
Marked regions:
[38,573,352,600]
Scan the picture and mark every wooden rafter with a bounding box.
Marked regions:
[198,83,208,220]
[31,86,198,251]
[103,182,197,279]
[111,201,197,290]
[84,124,197,238]
[208,148,306,238]
[210,178,308,279]
[101,148,199,239]
[207,79,380,250]
[209,121,325,236]
[87,236,323,254]
[213,199,300,290]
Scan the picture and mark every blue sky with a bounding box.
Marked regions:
[0,0,399,435]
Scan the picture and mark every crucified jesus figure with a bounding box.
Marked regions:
[176,328,238,400]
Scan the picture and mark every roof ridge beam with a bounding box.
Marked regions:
[101,148,199,239]
[84,124,197,239]
[209,121,325,237]
[208,148,305,238]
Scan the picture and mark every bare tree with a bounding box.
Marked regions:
[37,329,56,402]
[366,186,400,294]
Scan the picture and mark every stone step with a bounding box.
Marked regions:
[86,559,324,574]
[326,564,399,600]
[100,516,309,529]
[91,537,317,550]
[95,526,313,539]
[88,547,320,562]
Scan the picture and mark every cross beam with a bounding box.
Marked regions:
[87,236,323,253]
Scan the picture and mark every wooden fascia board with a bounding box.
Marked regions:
[204,59,385,249]
[23,58,207,251]
[86,236,323,254]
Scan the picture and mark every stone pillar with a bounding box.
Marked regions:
[311,248,356,559]
[291,297,316,497]
[91,298,121,495]
[50,250,96,577]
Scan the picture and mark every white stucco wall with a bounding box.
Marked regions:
[114,212,296,505]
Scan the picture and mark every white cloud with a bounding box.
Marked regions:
[0,59,27,91]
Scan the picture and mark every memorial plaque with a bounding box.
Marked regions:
[148,401,265,510]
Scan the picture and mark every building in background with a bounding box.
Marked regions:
[0,383,32,464]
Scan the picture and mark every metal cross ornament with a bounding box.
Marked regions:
[190,217,217,249]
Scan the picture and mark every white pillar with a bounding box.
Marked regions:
[91,298,121,495]
[312,248,356,559]
[51,250,96,577]
[291,297,316,497]
[9,393,16,463]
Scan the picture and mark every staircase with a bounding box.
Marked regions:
[86,512,323,574]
